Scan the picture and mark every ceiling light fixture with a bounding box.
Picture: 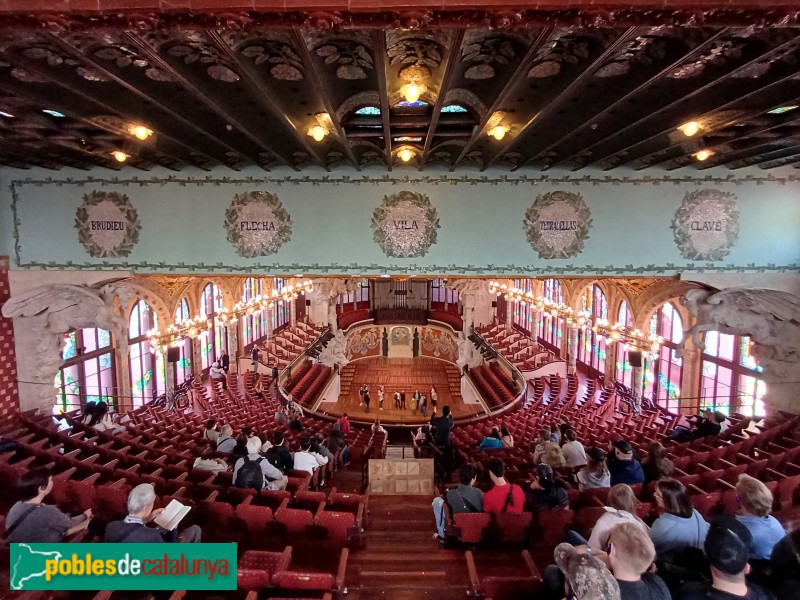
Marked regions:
[488,125,509,141]
[397,148,415,162]
[111,151,129,163]
[693,149,714,161]
[678,121,702,137]
[307,125,328,142]
[129,125,153,141]
[401,83,425,104]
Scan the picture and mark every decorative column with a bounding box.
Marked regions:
[530,308,541,342]
[160,347,174,401]
[266,306,273,342]
[505,301,513,331]
[117,338,132,412]
[289,299,297,328]
[632,362,644,402]
[227,323,239,373]
[604,340,617,382]
[567,326,579,374]
[679,337,703,415]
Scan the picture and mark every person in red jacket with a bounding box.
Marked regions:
[336,413,352,435]
[482,458,525,515]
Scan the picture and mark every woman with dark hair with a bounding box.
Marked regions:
[203,419,219,443]
[231,434,249,458]
[561,428,587,468]
[649,478,709,555]
[576,447,610,490]
[5,467,92,543]
[84,400,126,434]
[642,442,675,485]
[500,427,514,448]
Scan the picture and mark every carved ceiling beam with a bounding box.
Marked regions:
[584,34,800,169]
[531,28,730,170]
[0,137,96,170]
[482,28,640,170]
[420,28,465,169]
[452,27,555,171]
[290,29,360,171]
[728,144,800,169]
[122,32,290,171]
[206,30,328,170]
[373,31,393,170]
[693,116,800,170]
[24,34,230,169]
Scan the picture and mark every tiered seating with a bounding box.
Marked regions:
[238,546,348,597]
[286,361,334,407]
[468,365,515,409]
[476,325,556,371]
[260,323,325,369]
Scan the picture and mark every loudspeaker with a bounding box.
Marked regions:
[628,351,642,368]
[306,299,311,306]
[166,347,181,363]
[491,301,497,308]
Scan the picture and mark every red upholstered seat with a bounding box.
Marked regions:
[293,490,327,512]
[238,548,291,591]
[495,511,532,543]
[454,512,491,544]
[276,506,314,535]
[317,510,356,548]
[537,509,574,543]
[235,503,274,539]
[274,570,335,592]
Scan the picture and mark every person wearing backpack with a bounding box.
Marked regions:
[264,432,294,474]
[233,437,287,491]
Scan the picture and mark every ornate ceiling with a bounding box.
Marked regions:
[1,3,800,172]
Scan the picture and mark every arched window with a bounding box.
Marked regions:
[54,327,116,413]
[172,298,193,384]
[441,104,468,113]
[272,278,290,332]
[644,302,683,412]
[700,332,766,417]
[128,300,165,408]
[537,279,564,350]
[431,278,461,315]
[200,283,226,370]
[512,279,534,334]
[577,285,608,374]
[242,277,267,347]
[614,301,634,388]
[355,106,381,116]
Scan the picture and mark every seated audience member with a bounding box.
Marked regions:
[274,408,289,423]
[371,419,387,435]
[203,419,219,443]
[608,440,645,486]
[525,464,569,512]
[561,428,588,468]
[553,542,621,600]
[650,478,709,556]
[577,447,611,491]
[482,458,525,515]
[231,434,249,458]
[432,464,484,540]
[84,400,125,434]
[769,528,800,600]
[326,425,349,466]
[105,483,201,543]
[233,437,288,491]
[80,400,97,425]
[192,446,228,473]
[5,467,92,543]
[209,361,227,389]
[216,424,236,453]
[534,426,567,468]
[675,515,776,600]
[670,409,725,443]
[642,442,675,485]
[550,422,562,444]
[314,433,335,461]
[586,484,649,552]
[264,432,294,474]
[734,474,786,560]
[289,412,303,431]
[500,426,514,448]
[336,413,352,435]
[606,522,671,600]
[478,427,504,450]
[293,438,329,477]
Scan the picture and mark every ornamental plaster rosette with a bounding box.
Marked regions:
[75,191,141,258]
[371,190,440,258]
[224,191,293,258]
[523,191,592,259]
[671,189,739,261]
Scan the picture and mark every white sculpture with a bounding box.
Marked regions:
[681,287,800,413]
[317,329,350,369]
[2,283,128,408]
[313,277,357,301]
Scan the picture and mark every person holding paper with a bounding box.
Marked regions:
[104,483,201,543]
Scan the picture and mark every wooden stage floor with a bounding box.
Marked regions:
[318,357,484,424]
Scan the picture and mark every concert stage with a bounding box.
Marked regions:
[318,357,484,425]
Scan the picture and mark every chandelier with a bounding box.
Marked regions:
[147,279,314,353]
[488,281,662,355]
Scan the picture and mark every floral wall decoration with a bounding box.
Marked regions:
[523,191,592,259]
[671,189,740,261]
[420,327,458,363]
[75,191,141,258]
[345,327,381,359]
[372,190,440,258]
[224,191,293,258]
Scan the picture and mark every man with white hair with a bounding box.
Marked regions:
[104,483,201,543]
[216,424,236,453]
[232,437,288,491]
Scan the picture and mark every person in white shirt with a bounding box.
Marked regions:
[293,439,329,482]
[561,428,588,468]
[371,419,387,434]
[209,362,227,389]
[192,446,229,474]
[232,437,288,491]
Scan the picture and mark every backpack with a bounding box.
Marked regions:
[236,456,265,490]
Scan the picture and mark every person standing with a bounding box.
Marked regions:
[271,362,279,381]
[400,390,407,409]
[419,394,428,418]
[358,384,366,406]
[378,385,385,411]
[430,386,438,412]
[251,345,260,373]
[394,391,401,409]
[220,352,230,373]
[364,389,371,413]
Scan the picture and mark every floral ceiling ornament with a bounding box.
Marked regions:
[372,190,440,258]
[166,40,240,83]
[671,189,739,261]
[461,36,516,80]
[668,39,744,79]
[224,191,293,258]
[75,191,142,258]
[528,35,591,78]
[594,35,668,78]
[315,40,374,80]
[388,37,444,79]
[92,45,173,82]
[523,191,592,259]
[240,41,305,80]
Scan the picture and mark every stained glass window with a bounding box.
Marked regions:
[242,277,267,346]
[54,328,116,414]
[701,332,766,417]
[173,298,193,385]
[538,279,563,350]
[355,106,381,116]
[577,285,608,374]
[200,283,227,369]
[512,279,534,334]
[615,301,634,388]
[394,136,423,142]
[395,100,429,108]
[441,104,468,113]
[643,302,683,413]
[128,300,165,409]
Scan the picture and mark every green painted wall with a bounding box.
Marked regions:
[1,166,798,276]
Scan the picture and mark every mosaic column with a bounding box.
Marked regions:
[290,299,297,328]
[227,323,239,373]
[567,326,579,374]
[117,338,132,412]
[161,347,174,400]
[530,308,541,342]
[505,301,513,331]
